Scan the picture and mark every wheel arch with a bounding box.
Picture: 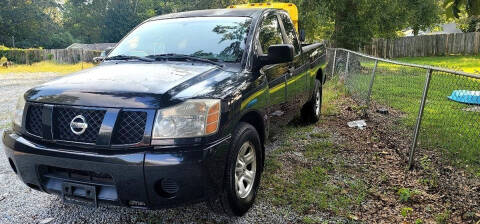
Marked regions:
[315,68,325,84]
[238,110,266,171]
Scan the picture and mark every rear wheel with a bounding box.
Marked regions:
[208,122,262,216]
[302,79,322,123]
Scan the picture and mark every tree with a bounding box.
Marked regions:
[0,0,72,48]
[443,0,480,32]
[444,0,480,18]
[63,0,109,43]
[103,0,139,42]
[406,0,441,36]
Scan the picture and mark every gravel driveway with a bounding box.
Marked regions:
[0,73,294,224]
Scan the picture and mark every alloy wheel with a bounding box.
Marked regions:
[234,141,257,199]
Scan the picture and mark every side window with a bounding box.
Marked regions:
[279,13,300,55]
[258,14,284,54]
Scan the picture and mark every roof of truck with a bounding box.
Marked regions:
[148,8,268,21]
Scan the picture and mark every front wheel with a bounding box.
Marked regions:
[208,122,262,216]
[302,79,322,123]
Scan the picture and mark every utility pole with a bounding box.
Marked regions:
[12,36,15,48]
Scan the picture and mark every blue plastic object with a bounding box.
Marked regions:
[448,90,480,105]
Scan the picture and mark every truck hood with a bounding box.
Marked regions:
[25,62,241,108]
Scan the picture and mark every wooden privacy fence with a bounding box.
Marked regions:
[0,49,101,64]
[362,32,480,58]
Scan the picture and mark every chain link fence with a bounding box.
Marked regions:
[328,48,480,169]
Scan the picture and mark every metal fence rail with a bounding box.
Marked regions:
[327,48,480,169]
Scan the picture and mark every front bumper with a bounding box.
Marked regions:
[2,130,231,209]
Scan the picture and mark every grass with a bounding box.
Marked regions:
[346,55,480,174]
[260,82,369,219]
[322,75,347,116]
[261,123,367,220]
[396,55,480,74]
[0,61,95,74]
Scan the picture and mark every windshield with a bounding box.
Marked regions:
[109,17,252,63]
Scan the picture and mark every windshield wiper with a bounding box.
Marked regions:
[147,54,224,67]
[105,55,154,62]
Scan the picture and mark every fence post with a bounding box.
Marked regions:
[408,69,433,169]
[81,50,84,69]
[331,48,337,76]
[366,59,378,108]
[345,51,350,76]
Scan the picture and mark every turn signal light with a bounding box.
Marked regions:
[206,103,220,135]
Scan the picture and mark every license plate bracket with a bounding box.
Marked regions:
[61,182,97,208]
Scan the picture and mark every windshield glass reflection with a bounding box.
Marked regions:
[109,17,252,63]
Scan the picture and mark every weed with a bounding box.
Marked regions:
[419,156,439,189]
[305,141,335,160]
[310,132,330,139]
[301,216,323,224]
[400,207,413,217]
[435,210,451,224]
[419,155,432,171]
[322,76,346,116]
[397,187,419,203]
[415,219,424,224]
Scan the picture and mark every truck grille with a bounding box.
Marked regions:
[25,105,43,137]
[23,103,150,147]
[112,111,147,145]
[53,107,106,144]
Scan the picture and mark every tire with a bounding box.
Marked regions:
[301,79,322,123]
[208,122,262,216]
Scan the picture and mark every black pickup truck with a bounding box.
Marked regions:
[3,8,326,216]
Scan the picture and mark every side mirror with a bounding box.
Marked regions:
[299,29,306,42]
[259,44,295,67]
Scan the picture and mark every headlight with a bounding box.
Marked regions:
[152,99,221,141]
[13,95,26,127]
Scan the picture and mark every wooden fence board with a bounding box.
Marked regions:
[364,32,480,58]
[0,49,101,64]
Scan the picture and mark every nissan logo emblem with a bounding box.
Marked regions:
[70,115,88,135]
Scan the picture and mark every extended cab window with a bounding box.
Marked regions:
[279,13,300,55]
[109,17,252,62]
[258,14,284,54]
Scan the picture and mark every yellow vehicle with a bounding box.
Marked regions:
[228,2,299,31]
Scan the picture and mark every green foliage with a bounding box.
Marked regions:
[405,0,442,36]
[305,0,440,48]
[397,187,418,203]
[443,0,480,33]
[457,15,480,32]
[435,209,451,224]
[0,0,444,49]
[262,135,367,216]
[400,207,414,217]
[0,0,73,49]
[443,0,480,18]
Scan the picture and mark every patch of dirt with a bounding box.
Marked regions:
[319,97,480,223]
